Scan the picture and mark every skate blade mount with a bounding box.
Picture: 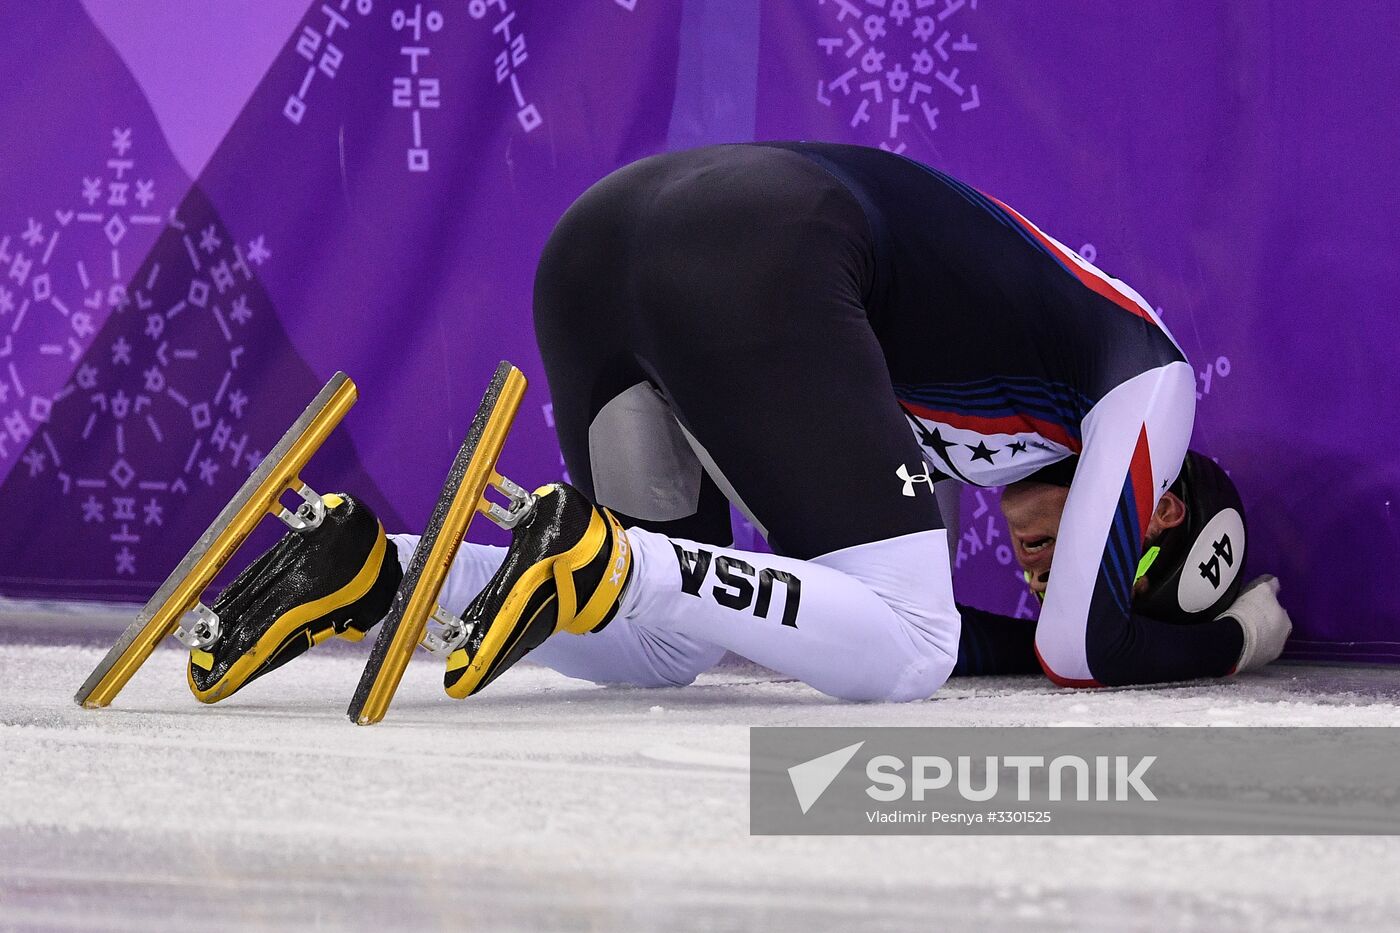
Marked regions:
[348,360,527,726]
[74,373,358,709]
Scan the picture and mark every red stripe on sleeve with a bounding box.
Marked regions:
[985,194,1158,325]
[1129,425,1156,542]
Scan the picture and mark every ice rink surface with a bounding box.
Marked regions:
[4,609,1400,932]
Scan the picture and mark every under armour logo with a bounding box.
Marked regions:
[896,462,937,497]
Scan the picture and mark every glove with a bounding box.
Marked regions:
[1216,575,1292,673]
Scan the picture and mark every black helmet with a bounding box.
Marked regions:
[1134,450,1248,625]
[1021,449,1247,623]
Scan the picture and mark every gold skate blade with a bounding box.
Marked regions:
[348,361,526,726]
[74,373,358,709]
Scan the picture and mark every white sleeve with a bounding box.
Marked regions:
[1032,362,1196,685]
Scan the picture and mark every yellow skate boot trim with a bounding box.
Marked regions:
[186,521,389,704]
[75,373,357,711]
[560,507,631,635]
[445,646,470,674]
[443,492,620,699]
[442,548,567,699]
[443,593,558,693]
[348,362,528,724]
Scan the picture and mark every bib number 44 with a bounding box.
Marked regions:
[1198,533,1234,589]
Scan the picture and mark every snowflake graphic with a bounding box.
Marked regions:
[0,127,165,469]
[4,126,275,580]
[43,200,274,578]
[816,0,982,154]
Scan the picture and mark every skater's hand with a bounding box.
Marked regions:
[1216,575,1292,673]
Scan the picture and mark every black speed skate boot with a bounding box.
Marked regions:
[186,493,402,703]
[443,483,632,698]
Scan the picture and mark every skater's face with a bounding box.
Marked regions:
[999,482,1187,601]
[999,482,1068,599]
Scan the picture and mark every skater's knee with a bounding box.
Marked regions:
[877,604,959,701]
[827,642,955,703]
[884,650,955,701]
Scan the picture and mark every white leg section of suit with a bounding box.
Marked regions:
[387,534,726,687]
[615,527,959,702]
